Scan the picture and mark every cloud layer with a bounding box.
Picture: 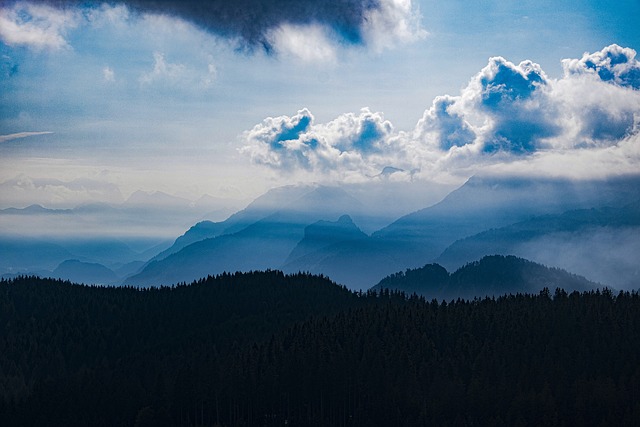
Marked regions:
[1,0,425,56]
[0,2,78,50]
[242,45,640,180]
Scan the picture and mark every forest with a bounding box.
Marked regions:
[1,273,639,426]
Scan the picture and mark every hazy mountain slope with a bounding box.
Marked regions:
[437,201,640,289]
[372,255,599,300]
[0,193,242,270]
[125,187,365,287]
[373,174,640,264]
[284,215,367,265]
[149,184,354,262]
[55,240,141,266]
[291,174,640,289]
[52,260,119,285]
[0,238,74,273]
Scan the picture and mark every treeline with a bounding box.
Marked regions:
[1,274,639,426]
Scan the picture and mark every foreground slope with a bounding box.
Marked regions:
[2,274,639,426]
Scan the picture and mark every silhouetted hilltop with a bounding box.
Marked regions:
[372,255,599,300]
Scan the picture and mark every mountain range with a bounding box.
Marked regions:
[3,173,639,292]
[126,173,640,290]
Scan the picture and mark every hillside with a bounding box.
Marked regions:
[283,214,368,265]
[372,255,599,300]
[125,186,365,287]
[437,201,640,288]
[284,174,640,289]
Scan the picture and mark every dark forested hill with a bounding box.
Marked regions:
[372,255,599,300]
[1,274,639,426]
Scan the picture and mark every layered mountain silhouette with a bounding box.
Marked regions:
[437,200,640,289]
[124,174,640,289]
[4,173,639,290]
[149,185,321,262]
[372,255,600,300]
[125,186,365,286]
[0,190,240,276]
[286,174,640,288]
[283,215,368,265]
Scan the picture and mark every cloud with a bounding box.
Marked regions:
[410,56,560,157]
[241,45,640,182]
[266,23,338,62]
[417,46,639,155]
[0,2,78,50]
[139,52,187,85]
[0,175,124,208]
[241,107,404,177]
[469,57,559,153]
[0,131,53,143]
[137,51,218,90]
[361,0,427,51]
[414,95,476,151]
[5,0,425,57]
[102,66,115,82]
[562,44,640,89]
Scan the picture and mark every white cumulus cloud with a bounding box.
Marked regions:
[562,44,640,89]
[241,45,640,182]
[241,107,408,178]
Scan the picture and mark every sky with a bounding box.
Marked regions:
[1,0,639,211]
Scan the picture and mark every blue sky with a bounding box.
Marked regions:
[1,0,639,210]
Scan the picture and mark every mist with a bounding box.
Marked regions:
[513,227,640,291]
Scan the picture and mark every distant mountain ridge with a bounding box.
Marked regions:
[286,174,640,289]
[372,255,600,300]
[125,174,640,289]
[52,260,119,285]
[284,214,367,265]
[5,173,639,290]
[125,186,367,287]
[148,185,320,262]
[437,200,640,288]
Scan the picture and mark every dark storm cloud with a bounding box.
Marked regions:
[22,0,382,50]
